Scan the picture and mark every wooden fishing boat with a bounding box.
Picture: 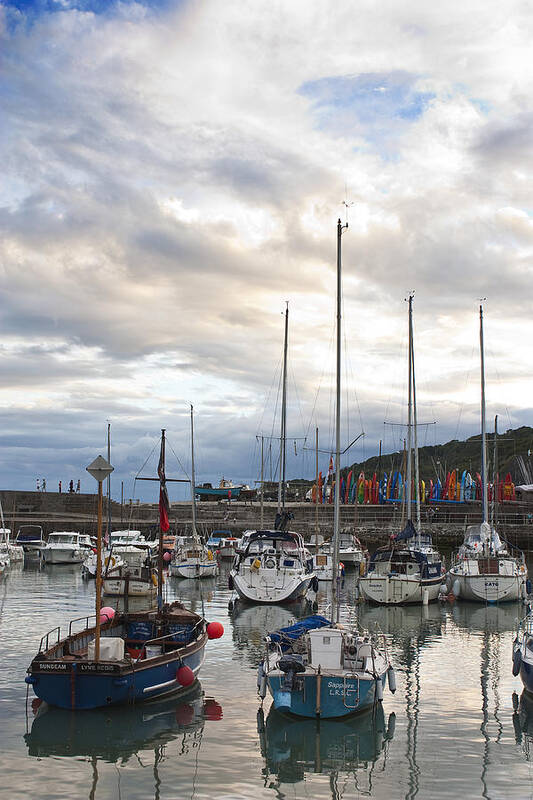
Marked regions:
[25,432,224,710]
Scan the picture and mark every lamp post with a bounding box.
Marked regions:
[86,455,114,662]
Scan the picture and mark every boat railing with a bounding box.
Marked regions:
[38,626,61,653]
[133,620,205,662]
[517,613,533,638]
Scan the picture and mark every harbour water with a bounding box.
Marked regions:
[1,558,533,799]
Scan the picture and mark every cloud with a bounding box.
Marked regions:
[0,0,531,497]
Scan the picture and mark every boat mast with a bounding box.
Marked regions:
[410,295,422,541]
[491,415,498,526]
[260,435,264,529]
[480,304,489,527]
[107,421,112,541]
[406,296,413,524]
[277,302,289,514]
[315,426,319,549]
[333,218,348,621]
[190,404,198,541]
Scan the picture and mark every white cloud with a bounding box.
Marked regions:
[0,0,531,496]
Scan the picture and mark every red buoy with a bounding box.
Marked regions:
[204,698,223,720]
[177,665,195,687]
[100,606,115,623]
[206,621,224,640]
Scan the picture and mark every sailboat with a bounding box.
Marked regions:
[228,304,316,604]
[259,219,395,717]
[359,295,444,605]
[170,405,218,579]
[25,433,224,710]
[447,305,528,603]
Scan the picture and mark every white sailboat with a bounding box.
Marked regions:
[447,305,528,603]
[260,218,395,717]
[170,405,218,579]
[229,304,316,604]
[360,295,444,605]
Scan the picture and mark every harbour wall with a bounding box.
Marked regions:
[1,490,533,549]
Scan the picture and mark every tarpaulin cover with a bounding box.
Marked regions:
[268,615,331,649]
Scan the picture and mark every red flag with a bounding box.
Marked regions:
[158,436,170,532]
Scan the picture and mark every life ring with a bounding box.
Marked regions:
[105,555,116,569]
[151,572,158,587]
[208,550,213,561]
[264,557,276,570]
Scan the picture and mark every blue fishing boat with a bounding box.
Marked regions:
[260,220,395,718]
[25,431,224,710]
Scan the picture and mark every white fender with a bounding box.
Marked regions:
[387,666,397,694]
[452,579,461,598]
[376,678,384,701]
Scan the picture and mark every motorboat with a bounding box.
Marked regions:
[41,532,86,565]
[15,525,46,554]
[338,531,367,571]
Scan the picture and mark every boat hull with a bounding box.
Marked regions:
[449,570,525,603]
[102,578,156,597]
[359,575,442,605]
[27,642,206,710]
[170,561,218,579]
[232,570,314,604]
[267,670,385,718]
[42,547,84,564]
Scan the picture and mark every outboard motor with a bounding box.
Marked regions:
[279,655,306,690]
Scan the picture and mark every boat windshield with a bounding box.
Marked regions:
[49,534,77,544]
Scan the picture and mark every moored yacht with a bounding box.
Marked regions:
[359,296,444,606]
[447,306,528,603]
[42,531,86,564]
[229,528,315,603]
[15,525,46,555]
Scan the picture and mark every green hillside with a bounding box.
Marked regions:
[343,426,533,484]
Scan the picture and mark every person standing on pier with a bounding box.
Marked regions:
[42,478,46,492]
[58,480,62,493]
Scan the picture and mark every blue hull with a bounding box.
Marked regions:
[519,660,533,694]
[268,671,385,718]
[27,644,205,710]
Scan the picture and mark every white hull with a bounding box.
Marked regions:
[232,569,313,604]
[339,549,365,568]
[42,547,84,564]
[448,569,526,603]
[170,561,218,579]
[7,545,24,562]
[359,574,442,605]
[102,577,156,597]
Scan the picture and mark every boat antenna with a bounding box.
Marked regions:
[408,293,422,541]
[333,218,348,622]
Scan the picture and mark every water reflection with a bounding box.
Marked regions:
[257,704,395,796]
[512,691,533,761]
[25,686,223,798]
[229,599,314,668]
[451,600,523,632]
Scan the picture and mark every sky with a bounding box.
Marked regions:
[0,0,532,501]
